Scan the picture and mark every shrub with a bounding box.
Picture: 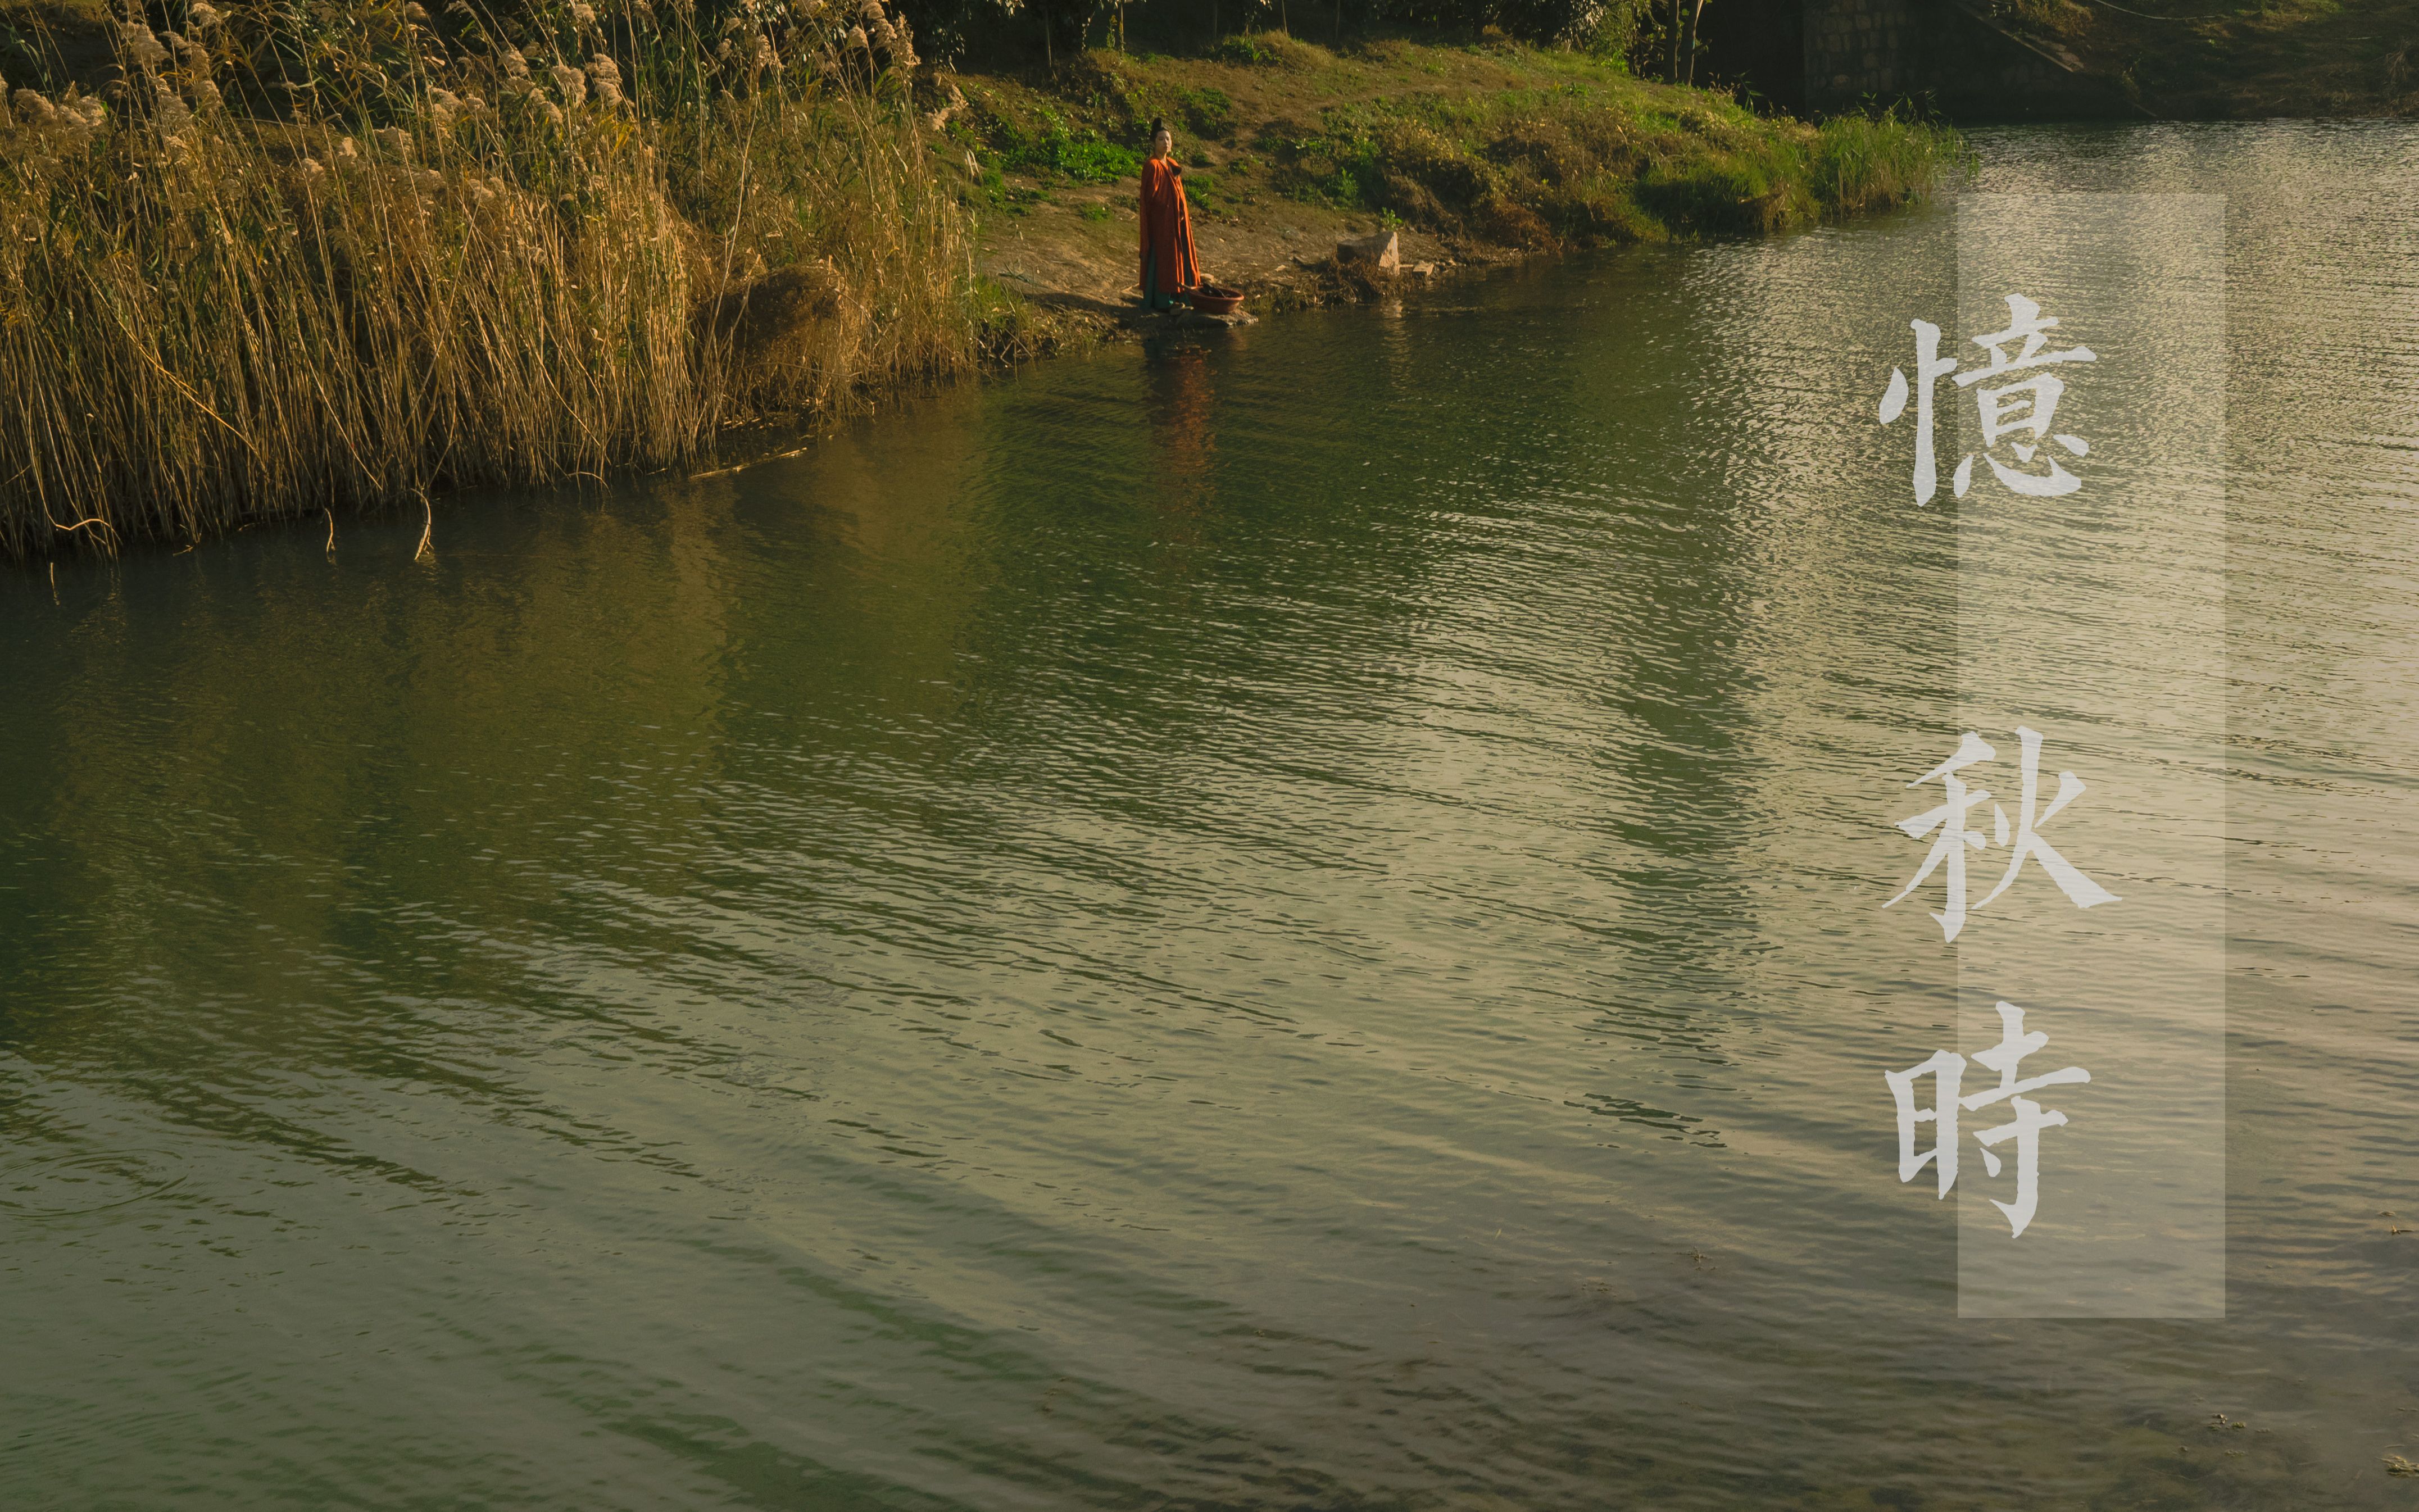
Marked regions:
[1809,107,1973,218]
[1209,31,1328,69]
[1211,33,1286,66]
[1265,85,1960,246]
[1177,85,1235,141]
[992,111,1142,180]
[1635,156,1800,235]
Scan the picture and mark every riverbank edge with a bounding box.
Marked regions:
[951,38,1964,354]
[1,26,1963,563]
[678,242,1543,496]
[651,37,1975,476]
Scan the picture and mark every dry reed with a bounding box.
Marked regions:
[0,0,980,558]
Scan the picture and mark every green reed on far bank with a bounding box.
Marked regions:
[1271,79,1965,244]
[1,0,981,558]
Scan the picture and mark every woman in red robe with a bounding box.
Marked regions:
[1137,118,1199,312]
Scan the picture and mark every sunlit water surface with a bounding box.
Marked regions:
[4,121,2415,1509]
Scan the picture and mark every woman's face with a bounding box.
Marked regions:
[1150,129,1172,159]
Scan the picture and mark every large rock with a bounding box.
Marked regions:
[1336,229,1400,273]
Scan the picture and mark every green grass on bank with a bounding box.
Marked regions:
[1270,85,1958,240]
[948,37,1964,245]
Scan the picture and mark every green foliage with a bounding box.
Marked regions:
[1578,0,1648,67]
[963,52,1238,188]
[966,157,1010,201]
[894,1,1630,53]
[1360,0,1616,43]
[1057,55,1235,142]
[1633,155,1804,235]
[1008,124,1141,181]
[1179,166,1226,213]
[969,91,1144,183]
[1807,108,1977,217]
[1211,33,1288,66]
[1260,83,1962,246]
[1205,30,1336,69]
[1176,85,1236,142]
[1059,53,1170,137]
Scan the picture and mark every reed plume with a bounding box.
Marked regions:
[0,0,979,558]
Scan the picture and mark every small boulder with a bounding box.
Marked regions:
[1337,229,1400,273]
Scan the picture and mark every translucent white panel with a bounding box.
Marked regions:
[1951,194,2228,1317]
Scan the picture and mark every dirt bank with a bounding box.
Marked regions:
[941,33,1962,343]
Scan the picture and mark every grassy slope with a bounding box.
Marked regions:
[942,33,1960,320]
[2002,0,2418,117]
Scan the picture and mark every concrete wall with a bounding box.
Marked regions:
[1803,0,1925,108]
[1789,0,2139,119]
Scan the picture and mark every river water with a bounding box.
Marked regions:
[4,122,2413,1509]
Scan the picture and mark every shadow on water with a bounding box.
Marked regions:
[3,120,2416,1510]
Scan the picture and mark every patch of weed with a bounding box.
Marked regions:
[986,104,1143,184]
[1213,33,1285,66]
[1260,84,1960,246]
[1177,85,1237,140]
[1181,169,1227,214]
[1210,31,1328,70]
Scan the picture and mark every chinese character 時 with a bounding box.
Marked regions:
[1885,1001,2090,1238]
[1879,294,2097,505]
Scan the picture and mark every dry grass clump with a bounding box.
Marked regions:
[0,0,980,558]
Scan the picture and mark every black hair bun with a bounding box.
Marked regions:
[1149,117,1168,135]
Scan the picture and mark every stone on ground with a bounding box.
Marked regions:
[1337,230,1401,273]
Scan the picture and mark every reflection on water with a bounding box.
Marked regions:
[3,121,2415,1509]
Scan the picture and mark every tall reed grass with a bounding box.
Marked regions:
[1,0,979,558]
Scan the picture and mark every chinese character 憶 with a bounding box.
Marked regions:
[1885,1000,2090,1237]
[1885,726,2120,942]
[1878,294,2097,505]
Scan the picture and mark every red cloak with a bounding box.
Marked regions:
[1138,157,1200,297]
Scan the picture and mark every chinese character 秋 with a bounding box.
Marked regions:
[1882,730,1995,942]
[1968,725,2120,918]
[1885,726,2120,942]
